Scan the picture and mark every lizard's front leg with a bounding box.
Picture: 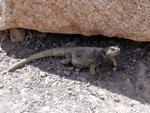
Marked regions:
[60,52,72,75]
[90,64,98,75]
[111,58,117,71]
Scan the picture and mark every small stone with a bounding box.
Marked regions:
[100,96,105,100]
[138,84,144,89]
[75,68,80,72]
[68,67,74,70]
[9,28,25,42]
[40,72,47,77]
[11,54,16,58]
[67,88,72,91]
[114,98,121,102]
[34,47,38,51]
[74,68,81,75]
[0,84,4,89]
[64,70,70,76]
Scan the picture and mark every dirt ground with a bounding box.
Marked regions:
[0,30,150,113]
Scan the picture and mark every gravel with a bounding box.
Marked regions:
[0,30,150,113]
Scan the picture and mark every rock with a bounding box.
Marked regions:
[0,0,150,41]
[9,28,25,42]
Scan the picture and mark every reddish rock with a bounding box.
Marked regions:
[9,28,25,42]
[0,0,150,41]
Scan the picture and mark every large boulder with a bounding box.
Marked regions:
[0,0,150,41]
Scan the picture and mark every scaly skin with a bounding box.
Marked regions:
[8,46,120,75]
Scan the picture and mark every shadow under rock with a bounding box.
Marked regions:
[1,31,150,104]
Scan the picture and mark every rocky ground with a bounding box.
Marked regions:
[0,30,150,113]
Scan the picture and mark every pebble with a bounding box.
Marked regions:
[74,68,80,75]
[75,68,80,72]
[11,54,16,58]
[0,84,3,89]
[100,96,105,100]
[114,98,121,102]
[64,70,70,76]
[40,71,47,77]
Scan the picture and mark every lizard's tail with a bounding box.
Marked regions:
[7,47,71,72]
[8,59,31,72]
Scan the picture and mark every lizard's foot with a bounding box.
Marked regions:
[60,58,71,65]
[9,28,25,42]
[59,64,71,76]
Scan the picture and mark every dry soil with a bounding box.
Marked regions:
[0,30,150,113]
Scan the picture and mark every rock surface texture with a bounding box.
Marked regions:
[0,0,150,41]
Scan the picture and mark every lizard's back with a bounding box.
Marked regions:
[71,47,104,68]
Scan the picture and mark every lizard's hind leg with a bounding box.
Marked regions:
[60,58,71,65]
[60,52,72,65]
[89,60,102,75]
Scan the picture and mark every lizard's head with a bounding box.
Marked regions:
[104,46,120,58]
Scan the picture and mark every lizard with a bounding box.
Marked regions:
[7,46,120,75]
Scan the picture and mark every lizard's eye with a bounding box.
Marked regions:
[111,48,115,51]
[110,48,115,51]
